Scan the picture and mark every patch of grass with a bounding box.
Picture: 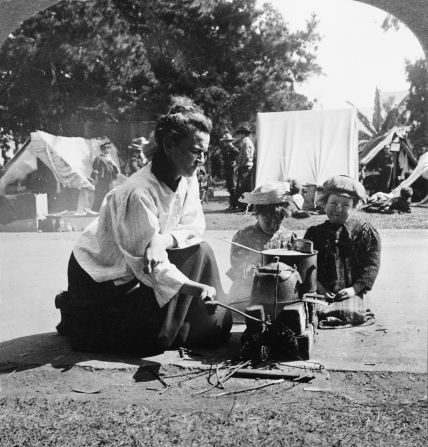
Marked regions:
[0,393,426,446]
[203,193,428,231]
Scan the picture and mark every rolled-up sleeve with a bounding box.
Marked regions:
[111,188,189,307]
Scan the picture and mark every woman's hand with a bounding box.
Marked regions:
[179,281,216,302]
[143,241,167,273]
[199,285,216,301]
[143,234,175,274]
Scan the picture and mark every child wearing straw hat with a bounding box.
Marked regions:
[226,181,296,312]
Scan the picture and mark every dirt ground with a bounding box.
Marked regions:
[201,194,428,231]
[0,363,427,446]
[0,197,427,445]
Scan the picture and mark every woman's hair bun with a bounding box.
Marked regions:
[154,95,212,148]
[167,96,203,115]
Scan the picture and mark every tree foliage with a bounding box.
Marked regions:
[0,0,321,143]
[381,14,400,32]
[403,58,428,156]
[372,87,382,133]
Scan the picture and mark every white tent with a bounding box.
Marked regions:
[0,131,122,194]
[255,108,359,187]
[391,151,428,197]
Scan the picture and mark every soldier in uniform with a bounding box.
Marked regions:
[220,132,239,210]
[235,123,255,210]
[128,137,149,175]
[90,141,119,212]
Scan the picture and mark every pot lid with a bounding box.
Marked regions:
[257,261,295,273]
[261,248,317,257]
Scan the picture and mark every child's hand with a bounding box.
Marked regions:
[324,292,336,301]
[316,281,336,302]
[335,287,356,301]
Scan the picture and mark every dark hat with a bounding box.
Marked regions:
[129,137,149,151]
[220,132,234,142]
[236,123,252,134]
[323,175,366,201]
[99,140,111,150]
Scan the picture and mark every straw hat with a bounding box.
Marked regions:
[220,132,234,142]
[241,181,291,205]
[323,175,366,201]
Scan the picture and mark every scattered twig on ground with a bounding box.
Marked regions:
[148,368,169,388]
[207,362,225,386]
[226,397,237,418]
[71,387,102,394]
[192,361,250,396]
[212,380,296,397]
[163,369,207,379]
[277,361,326,371]
[175,369,210,385]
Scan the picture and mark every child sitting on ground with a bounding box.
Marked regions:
[226,181,296,314]
[304,175,381,327]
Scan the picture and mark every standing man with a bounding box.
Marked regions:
[235,123,255,210]
[128,137,149,175]
[91,140,119,212]
[220,132,239,210]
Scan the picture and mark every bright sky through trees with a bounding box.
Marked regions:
[264,0,425,114]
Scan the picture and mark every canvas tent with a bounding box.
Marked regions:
[359,127,417,193]
[0,131,121,195]
[391,151,428,198]
[255,108,359,188]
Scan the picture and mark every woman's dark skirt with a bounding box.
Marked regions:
[56,242,232,355]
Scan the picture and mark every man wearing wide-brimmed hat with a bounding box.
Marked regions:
[128,136,149,175]
[235,123,255,210]
[220,132,239,209]
[90,139,119,212]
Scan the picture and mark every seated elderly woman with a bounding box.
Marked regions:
[226,181,296,315]
[56,97,232,355]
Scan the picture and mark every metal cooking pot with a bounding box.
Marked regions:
[250,260,302,319]
[261,249,318,296]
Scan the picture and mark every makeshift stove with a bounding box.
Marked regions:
[217,238,322,362]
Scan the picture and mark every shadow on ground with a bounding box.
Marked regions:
[0,330,244,376]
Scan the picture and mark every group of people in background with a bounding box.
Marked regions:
[85,121,258,215]
[77,135,151,216]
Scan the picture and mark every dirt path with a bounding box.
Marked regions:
[0,225,427,445]
[1,364,426,446]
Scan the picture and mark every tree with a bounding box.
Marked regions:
[378,15,427,157]
[403,58,428,157]
[372,87,382,133]
[0,0,155,141]
[0,0,321,144]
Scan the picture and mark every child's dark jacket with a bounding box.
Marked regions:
[304,217,381,294]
